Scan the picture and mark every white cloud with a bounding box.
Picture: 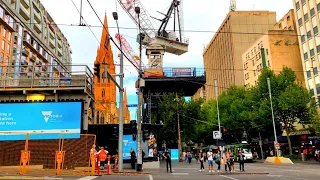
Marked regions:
[41,0,293,99]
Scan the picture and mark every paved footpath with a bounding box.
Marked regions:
[0,160,319,180]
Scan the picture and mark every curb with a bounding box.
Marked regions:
[0,177,44,180]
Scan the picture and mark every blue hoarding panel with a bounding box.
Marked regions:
[0,102,82,141]
[170,149,179,160]
[122,135,137,160]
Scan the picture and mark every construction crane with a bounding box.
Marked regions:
[116,0,189,77]
[230,0,236,11]
[115,33,144,71]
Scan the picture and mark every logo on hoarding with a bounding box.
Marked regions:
[41,111,63,123]
[123,139,128,146]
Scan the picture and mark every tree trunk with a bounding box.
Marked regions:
[286,128,293,155]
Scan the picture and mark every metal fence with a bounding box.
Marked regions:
[0,134,96,169]
[0,65,94,95]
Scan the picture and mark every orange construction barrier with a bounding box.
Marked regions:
[114,154,118,170]
[106,155,111,175]
[19,150,30,175]
[89,152,96,176]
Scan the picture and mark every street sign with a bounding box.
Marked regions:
[274,142,280,149]
[213,131,221,139]
[127,104,138,107]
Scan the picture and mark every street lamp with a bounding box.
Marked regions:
[112,11,124,172]
[267,77,278,156]
[135,6,143,172]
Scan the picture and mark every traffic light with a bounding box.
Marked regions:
[112,126,118,139]
[143,129,149,142]
[93,63,100,78]
[131,120,137,130]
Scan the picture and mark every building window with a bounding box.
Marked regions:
[8,32,11,41]
[311,8,315,16]
[307,70,311,78]
[298,18,302,26]
[266,49,269,55]
[304,13,309,22]
[317,3,320,11]
[304,52,308,60]
[287,16,290,21]
[301,35,306,43]
[1,40,4,50]
[0,6,4,19]
[252,59,255,66]
[278,23,282,29]
[307,31,312,38]
[317,45,320,53]
[314,67,319,76]
[0,53,3,63]
[7,44,10,53]
[310,49,315,57]
[2,29,6,38]
[296,2,300,9]
[302,0,306,5]
[310,89,315,96]
[267,60,270,67]
[314,26,318,35]
[288,26,292,30]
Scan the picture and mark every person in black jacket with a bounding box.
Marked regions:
[162,148,172,173]
[130,148,136,169]
[237,151,245,172]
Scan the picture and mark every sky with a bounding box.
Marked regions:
[40,0,294,120]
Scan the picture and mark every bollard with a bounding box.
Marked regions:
[106,155,111,175]
[19,150,30,175]
[90,152,96,176]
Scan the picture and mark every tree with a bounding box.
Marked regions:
[254,67,317,155]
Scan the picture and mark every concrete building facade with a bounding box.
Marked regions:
[292,0,320,101]
[0,0,72,83]
[243,10,305,88]
[202,11,277,100]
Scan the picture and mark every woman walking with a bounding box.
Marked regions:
[215,150,221,172]
[199,149,205,171]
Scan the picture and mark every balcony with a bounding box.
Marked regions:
[57,49,63,57]
[33,21,42,34]
[20,0,30,9]
[22,48,29,56]
[30,54,36,61]
[57,40,62,48]
[19,4,30,21]
[49,38,55,48]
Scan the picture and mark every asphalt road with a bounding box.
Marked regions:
[1,161,319,180]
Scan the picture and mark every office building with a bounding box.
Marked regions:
[243,10,305,87]
[0,0,72,84]
[201,11,277,100]
[292,0,320,100]
[94,15,130,124]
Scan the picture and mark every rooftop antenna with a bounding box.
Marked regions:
[230,0,236,11]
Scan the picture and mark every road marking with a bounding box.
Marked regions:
[220,175,239,180]
[172,173,189,176]
[149,175,153,180]
[44,177,63,180]
[267,175,308,180]
[76,177,97,180]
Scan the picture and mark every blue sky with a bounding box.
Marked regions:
[41,0,293,120]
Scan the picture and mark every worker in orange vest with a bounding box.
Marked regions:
[95,146,108,169]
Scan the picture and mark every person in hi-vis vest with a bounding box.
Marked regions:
[95,146,108,169]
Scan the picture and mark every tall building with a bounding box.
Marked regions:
[94,14,130,124]
[243,10,305,87]
[202,11,277,100]
[0,0,72,82]
[292,0,320,101]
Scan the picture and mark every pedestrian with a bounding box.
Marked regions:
[223,150,231,172]
[199,149,205,172]
[187,152,192,164]
[130,148,136,169]
[215,150,221,172]
[229,150,235,172]
[163,148,172,173]
[207,149,214,172]
[238,151,245,172]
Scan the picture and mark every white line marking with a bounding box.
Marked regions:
[220,175,239,180]
[172,173,189,175]
[76,177,97,180]
[149,175,153,180]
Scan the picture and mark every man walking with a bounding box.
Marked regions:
[238,151,245,172]
[163,148,172,173]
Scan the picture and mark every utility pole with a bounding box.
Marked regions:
[135,6,143,172]
[214,80,221,146]
[112,12,124,172]
[176,93,182,162]
[267,77,278,157]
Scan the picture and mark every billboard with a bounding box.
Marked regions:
[0,102,82,141]
[170,149,179,160]
[172,68,192,77]
[123,135,137,160]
